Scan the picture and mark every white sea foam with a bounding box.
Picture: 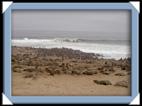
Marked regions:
[12,38,130,60]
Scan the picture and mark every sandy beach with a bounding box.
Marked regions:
[12,46,131,96]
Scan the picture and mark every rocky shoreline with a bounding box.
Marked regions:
[12,46,131,95]
[12,46,131,76]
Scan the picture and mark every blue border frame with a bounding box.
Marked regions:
[3,3,139,104]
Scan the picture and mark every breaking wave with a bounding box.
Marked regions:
[12,37,130,60]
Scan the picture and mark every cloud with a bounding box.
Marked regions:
[12,10,130,40]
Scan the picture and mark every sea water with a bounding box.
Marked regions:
[12,37,130,60]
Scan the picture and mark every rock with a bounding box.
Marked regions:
[45,67,54,76]
[55,58,60,61]
[126,67,131,71]
[65,70,72,74]
[104,61,112,67]
[121,63,130,71]
[54,69,61,74]
[23,73,34,78]
[114,80,128,88]
[115,73,126,76]
[13,64,24,69]
[121,66,126,70]
[71,70,81,75]
[37,66,46,72]
[65,63,72,69]
[23,66,35,72]
[127,72,131,75]
[100,70,110,75]
[71,60,77,63]
[99,65,114,75]
[13,68,23,73]
[83,71,94,75]
[93,71,98,74]
[93,80,112,85]
[103,67,114,72]
[98,67,103,70]
[103,72,110,75]
[86,60,92,64]
[83,72,93,75]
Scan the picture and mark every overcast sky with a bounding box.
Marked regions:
[12,10,130,40]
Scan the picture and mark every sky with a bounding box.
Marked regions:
[12,10,131,40]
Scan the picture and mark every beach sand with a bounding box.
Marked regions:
[12,46,131,96]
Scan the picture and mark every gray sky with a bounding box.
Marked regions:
[12,10,130,40]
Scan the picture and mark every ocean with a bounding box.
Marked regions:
[12,37,131,60]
